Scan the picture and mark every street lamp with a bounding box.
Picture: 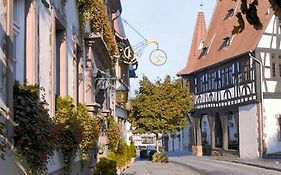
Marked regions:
[116,83,129,103]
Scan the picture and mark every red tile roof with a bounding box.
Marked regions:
[178,0,273,75]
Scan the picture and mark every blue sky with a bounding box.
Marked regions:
[120,1,216,95]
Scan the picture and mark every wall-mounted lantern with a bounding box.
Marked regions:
[116,83,129,103]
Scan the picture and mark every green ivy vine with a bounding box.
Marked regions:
[54,96,84,172]
[76,103,100,162]
[13,82,58,175]
[107,116,121,152]
[77,0,118,57]
[13,84,102,174]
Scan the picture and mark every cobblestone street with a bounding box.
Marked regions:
[122,153,281,175]
[121,159,202,175]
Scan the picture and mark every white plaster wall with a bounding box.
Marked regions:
[263,99,281,154]
[65,0,80,98]
[126,123,133,145]
[37,3,66,174]
[38,2,52,109]
[239,103,259,158]
[0,152,27,175]
[47,152,64,174]
[258,16,280,49]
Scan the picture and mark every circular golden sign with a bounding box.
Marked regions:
[149,49,167,66]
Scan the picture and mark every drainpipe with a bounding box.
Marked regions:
[248,51,264,158]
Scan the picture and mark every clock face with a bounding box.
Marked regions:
[149,49,167,66]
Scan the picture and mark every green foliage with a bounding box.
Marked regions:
[93,157,117,175]
[55,96,84,171]
[130,75,192,135]
[13,82,58,174]
[107,141,135,168]
[128,142,136,158]
[152,152,169,163]
[76,103,100,162]
[0,122,6,160]
[107,116,121,152]
[76,0,118,57]
[115,140,129,167]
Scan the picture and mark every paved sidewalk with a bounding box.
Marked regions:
[209,156,281,172]
[166,151,281,172]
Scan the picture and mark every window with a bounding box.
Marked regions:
[243,59,250,80]
[0,62,6,95]
[225,8,235,19]
[195,78,197,93]
[272,62,276,77]
[212,72,216,90]
[279,64,281,77]
[208,73,212,91]
[203,121,207,127]
[202,47,209,56]
[12,33,17,79]
[12,0,24,82]
[223,36,233,47]
[270,53,281,79]
[217,70,221,89]
[13,0,19,80]
[221,69,225,87]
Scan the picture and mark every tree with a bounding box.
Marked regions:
[130,76,192,150]
[229,0,281,34]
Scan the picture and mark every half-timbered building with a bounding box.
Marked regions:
[178,0,281,158]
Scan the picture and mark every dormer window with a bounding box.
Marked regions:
[199,34,215,58]
[225,8,235,19]
[223,35,234,48]
[202,47,209,56]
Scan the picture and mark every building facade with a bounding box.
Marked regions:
[178,0,281,158]
[0,0,134,174]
